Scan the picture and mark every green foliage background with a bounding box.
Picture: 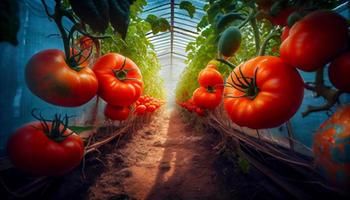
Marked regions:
[101,0,165,99]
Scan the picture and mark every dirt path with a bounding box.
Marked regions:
[88,109,232,200]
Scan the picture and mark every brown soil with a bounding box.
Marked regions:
[88,109,232,200]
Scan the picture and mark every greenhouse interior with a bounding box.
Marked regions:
[0,0,350,199]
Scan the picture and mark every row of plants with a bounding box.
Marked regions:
[176,0,350,188]
[5,0,167,177]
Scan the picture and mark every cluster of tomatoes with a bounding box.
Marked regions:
[179,62,224,116]
[134,95,165,115]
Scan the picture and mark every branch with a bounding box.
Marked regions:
[303,68,344,117]
[216,58,236,70]
[258,27,279,56]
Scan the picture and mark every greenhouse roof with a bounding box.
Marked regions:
[141,0,207,67]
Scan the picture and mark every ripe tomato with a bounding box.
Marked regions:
[93,53,143,106]
[7,120,84,176]
[77,36,93,50]
[147,105,156,112]
[135,105,147,115]
[328,52,350,93]
[224,56,304,129]
[280,11,348,71]
[198,68,224,89]
[104,104,130,121]
[193,87,223,110]
[25,49,98,107]
[195,107,205,116]
[313,105,350,187]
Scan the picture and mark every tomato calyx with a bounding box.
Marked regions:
[66,47,93,71]
[31,109,74,143]
[206,86,216,93]
[226,67,259,100]
[112,56,137,81]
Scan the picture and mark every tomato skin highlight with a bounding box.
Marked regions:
[7,122,84,176]
[93,53,143,107]
[224,56,304,129]
[25,49,98,107]
[281,26,289,42]
[328,52,350,93]
[104,104,130,121]
[280,11,348,71]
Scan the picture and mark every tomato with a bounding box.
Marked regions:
[147,105,156,112]
[7,116,84,176]
[135,105,147,115]
[224,56,304,129]
[195,107,205,116]
[25,49,98,107]
[280,11,348,72]
[281,26,289,42]
[104,104,130,121]
[93,53,143,106]
[313,105,350,187]
[218,26,242,57]
[193,87,223,110]
[328,52,350,93]
[198,68,224,89]
[77,36,93,50]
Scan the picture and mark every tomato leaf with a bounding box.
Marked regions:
[238,153,250,174]
[0,0,19,45]
[179,1,196,18]
[145,14,170,35]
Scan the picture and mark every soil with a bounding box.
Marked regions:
[1,109,284,200]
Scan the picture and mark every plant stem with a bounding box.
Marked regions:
[249,17,260,55]
[258,29,280,56]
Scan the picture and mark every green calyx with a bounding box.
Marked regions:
[225,66,260,100]
[31,109,73,143]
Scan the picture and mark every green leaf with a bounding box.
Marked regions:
[68,125,95,134]
[238,154,250,174]
[179,1,196,18]
[145,14,170,34]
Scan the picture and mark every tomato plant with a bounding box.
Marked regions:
[7,111,84,176]
[280,11,348,71]
[224,56,304,129]
[93,53,143,107]
[25,49,98,107]
[104,104,130,121]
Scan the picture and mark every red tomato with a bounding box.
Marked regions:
[104,104,130,121]
[281,26,289,42]
[25,49,98,107]
[195,107,205,116]
[329,52,350,92]
[93,53,143,106]
[7,121,84,176]
[77,36,93,50]
[280,11,348,71]
[198,68,224,89]
[135,105,147,115]
[193,87,223,110]
[224,56,304,129]
[147,105,156,112]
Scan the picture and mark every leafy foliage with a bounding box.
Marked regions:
[102,0,165,99]
[179,1,196,18]
[145,14,171,34]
